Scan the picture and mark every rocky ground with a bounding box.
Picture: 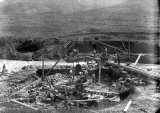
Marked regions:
[0,60,158,113]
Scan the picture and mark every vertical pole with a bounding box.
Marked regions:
[117,54,120,65]
[157,0,160,64]
[98,61,101,85]
[73,63,75,84]
[92,74,95,87]
[81,72,83,85]
[77,102,79,110]
[42,49,44,81]
[65,45,67,56]
[138,74,140,85]
[128,37,130,61]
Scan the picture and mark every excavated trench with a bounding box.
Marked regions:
[36,63,151,102]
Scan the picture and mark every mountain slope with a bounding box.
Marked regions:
[0,0,157,40]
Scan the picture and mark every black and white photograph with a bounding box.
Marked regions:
[0,0,160,113]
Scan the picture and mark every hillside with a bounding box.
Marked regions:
[0,0,157,39]
[0,0,158,61]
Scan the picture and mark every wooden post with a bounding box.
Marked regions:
[77,102,79,108]
[117,54,120,65]
[128,37,130,61]
[42,49,45,81]
[44,39,78,78]
[92,74,95,87]
[123,100,132,113]
[72,63,75,84]
[98,61,101,85]
[138,74,140,85]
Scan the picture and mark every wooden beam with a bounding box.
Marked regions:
[44,38,78,77]
[69,96,117,102]
[123,100,132,113]
[10,99,38,110]
[42,49,45,81]
[128,37,130,60]
[95,40,127,53]
[133,53,142,66]
[98,63,101,85]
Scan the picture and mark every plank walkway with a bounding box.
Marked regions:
[106,61,160,80]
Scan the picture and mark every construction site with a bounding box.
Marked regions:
[0,37,159,113]
[0,0,160,112]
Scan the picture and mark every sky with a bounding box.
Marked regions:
[0,0,4,3]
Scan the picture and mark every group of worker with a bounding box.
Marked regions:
[109,70,134,92]
[68,61,99,87]
[117,77,133,92]
[65,45,113,62]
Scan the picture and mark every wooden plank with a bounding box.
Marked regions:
[123,100,132,113]
[84,89,118,95]
[133,53,142,66]
[69,96,117,102]
[10,99,38,110]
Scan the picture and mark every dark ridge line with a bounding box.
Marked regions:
[42,32,156,42]
[58,32,157,38]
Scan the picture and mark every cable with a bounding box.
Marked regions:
[95,40,127,53]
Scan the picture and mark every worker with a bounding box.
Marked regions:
[121,71,128,77]
[73,49,77,55]
[117,54,120,65]
[75,63,82,75]
[2,64,6,75]
[70,52,74,58]
[76,49,79,54]
[119,77,125,82]
[64,55,69,60]
[109,82,117,91]
[84,69,88,79]
[79,72,83,84]
[69,69,73,75]
[73,49,79,55]
[51,78,54,85]
[105,47,108,54]
[101,47,108,62]
[124,77,133,88]
[64,96,70,110]
[50,92,55,105]
[93,49,96,57]
[3,64,6,70]
[117,81,125,92]
[68,69,73,84]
